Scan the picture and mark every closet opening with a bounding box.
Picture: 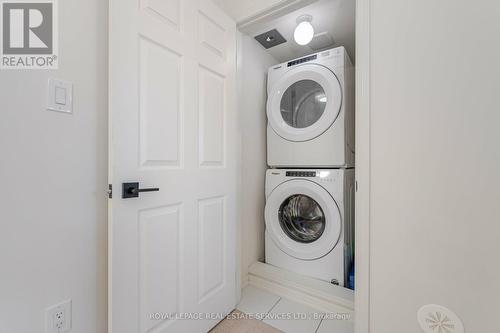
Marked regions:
[224,0,363,331]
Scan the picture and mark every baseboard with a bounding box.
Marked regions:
[247,262,354,315]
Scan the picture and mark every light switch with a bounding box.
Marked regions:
[47,78,73,113]
[55,87,66,105]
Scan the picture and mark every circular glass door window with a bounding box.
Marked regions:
[280,80,327,129]
[278,194,326,243]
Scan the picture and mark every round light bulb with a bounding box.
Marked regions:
[294,20,314,45]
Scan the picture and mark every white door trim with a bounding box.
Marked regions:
[234,29,244,310]
[355,0,371,332]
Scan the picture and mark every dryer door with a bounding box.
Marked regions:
[267,64,342,142]
[265,179,342,260]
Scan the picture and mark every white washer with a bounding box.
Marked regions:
[265,169,355,286]
[267,46,354,168]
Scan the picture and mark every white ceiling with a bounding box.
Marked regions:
[212,0,289,23]
[214,0,355,63]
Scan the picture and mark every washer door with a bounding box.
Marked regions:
[265,179,342,260]
[267,64,342,142]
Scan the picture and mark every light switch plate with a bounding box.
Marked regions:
[47,78,73,113]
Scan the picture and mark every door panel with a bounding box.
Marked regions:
[198,11,226,59]
[141,0,181,28]
[198,67,225,167]
[139,205,181,333]
[198,197,226,302]
[139,38,182,168]
[110,0,237,332]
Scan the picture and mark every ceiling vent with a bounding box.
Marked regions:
[254,29,287,49]
[308,31,335,51]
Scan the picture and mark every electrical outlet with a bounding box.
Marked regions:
[45,300,72,333]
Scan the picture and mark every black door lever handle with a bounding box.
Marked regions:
[122,182,160,199]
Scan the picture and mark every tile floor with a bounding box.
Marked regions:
[210,309,282,333]
[235,285,354,333]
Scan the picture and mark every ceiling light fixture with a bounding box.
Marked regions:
[294,15,314,46]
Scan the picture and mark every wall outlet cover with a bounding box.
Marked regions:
[45,300,72,333]
[417,304,464,333]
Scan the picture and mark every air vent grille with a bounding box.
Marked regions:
[417,305,464,333]
[254,29,286,49]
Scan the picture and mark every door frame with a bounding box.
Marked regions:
[354,0,371,332]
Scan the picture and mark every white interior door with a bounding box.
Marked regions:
[109,0,238,332]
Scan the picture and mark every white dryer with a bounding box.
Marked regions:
[267,47,354,168]
[264,169,355,286]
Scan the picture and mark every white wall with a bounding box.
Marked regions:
[238,34,277,285]
[0,0,108,332]
[367,0,500,331]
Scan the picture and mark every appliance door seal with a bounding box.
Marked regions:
[265,179,342,260]
[267,64,342,142]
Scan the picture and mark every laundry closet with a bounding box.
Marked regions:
[231,0,357,321]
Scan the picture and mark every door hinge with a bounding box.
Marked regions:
[108,184,113,199]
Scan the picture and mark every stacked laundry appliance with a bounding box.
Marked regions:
[264,46,355,288]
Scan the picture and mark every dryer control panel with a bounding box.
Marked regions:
[286,171,316,177]
[287,54,317,67]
